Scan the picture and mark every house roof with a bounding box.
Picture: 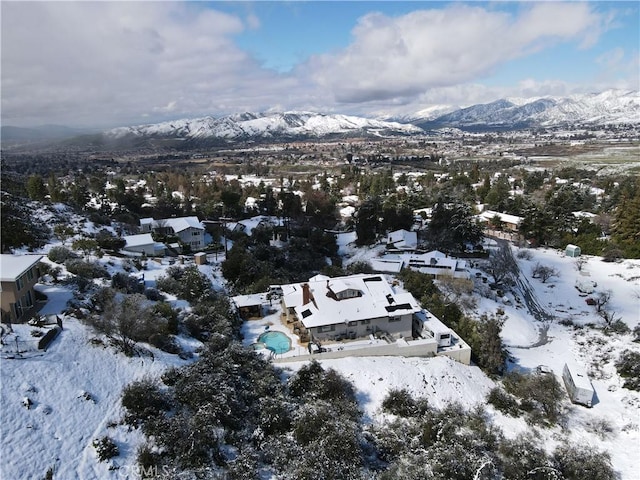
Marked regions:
[123,234,164,250]
[162,216,204,233]
[284,273,421,329]
[479,210,523,226]
[0,254,43,282]
[232,293,267,308]
[387,229,418,249]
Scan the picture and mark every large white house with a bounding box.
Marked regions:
[139,216,205,251]
[281,273,422,342]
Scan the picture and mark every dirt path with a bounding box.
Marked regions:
[495,239,554,349]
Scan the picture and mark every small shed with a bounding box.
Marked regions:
[565,244,581,257]
[194,252,208,265]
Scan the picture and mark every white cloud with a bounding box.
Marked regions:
[0,2,630,128]
[308,3,607,104]
[1,2,294,127]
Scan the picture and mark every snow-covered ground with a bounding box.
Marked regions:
[2,229,639,479]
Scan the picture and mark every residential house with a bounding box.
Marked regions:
[281,274,422,342]
[1,254,42,323]
[122,234,166,257]
[227,215,285,237]
[139,216,205,251]
[372,250,470,279]
[478,210,523,233]
[386,229,418,251]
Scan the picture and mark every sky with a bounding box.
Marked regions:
[1,1,638,129]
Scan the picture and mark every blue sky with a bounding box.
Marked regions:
[1,1,638,127]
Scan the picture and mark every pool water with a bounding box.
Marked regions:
[257,331,291,354]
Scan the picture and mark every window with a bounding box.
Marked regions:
[389,317,401,323]
[192,231,201,236]
[25,291,33,308]
[347,321,358,327]
[16,276,24,291]
[14,301,23,319]
[27,268,34,281]
[359,319,371,325]
[317,325,335,333]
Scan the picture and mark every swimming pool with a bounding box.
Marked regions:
[257,331,291,354]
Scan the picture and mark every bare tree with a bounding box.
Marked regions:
[486,243,516,286]
[532,262,560,283]
[593,290,612,313]
[437,276,474,304]
[575,257,587,272]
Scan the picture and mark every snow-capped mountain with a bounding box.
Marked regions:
[107,111,423,141]
[415,90,640,129]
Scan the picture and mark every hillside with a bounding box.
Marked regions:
[105,111,423,143]
[1,212,639,479]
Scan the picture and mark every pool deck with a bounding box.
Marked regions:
[240,301,391,360]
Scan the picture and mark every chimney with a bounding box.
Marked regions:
[302,283,311,305]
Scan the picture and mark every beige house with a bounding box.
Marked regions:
[1,254,43,323]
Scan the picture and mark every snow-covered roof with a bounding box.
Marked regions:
[0,254,43,282]
[162,216,203,233]
[232,293,267,308]
[123,234,156,248]
[370,258,404,273]
[387,229,418,249]
[284,274,421,329]
[479,210,523,226]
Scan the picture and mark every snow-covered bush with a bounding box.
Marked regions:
[503,372,566,425]
[121,378,172,425]
[92,436,119,462]
[381,388,429,418]
[615,350,640,390]
[111,272,144,294]
[553,444,616,480]
[487,387,520,416]
[47,246,73,264]
[65,259,109,279]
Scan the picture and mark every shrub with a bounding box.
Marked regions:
[553,445,616,480]
[65,259,109,279]
[498,433,553,480]
[487,387,520,416]
[111,272,144,294]
[92,436,119,462]
[633,325,640,343]
[144,288,164,301]
[381,388,428,417]
[48,246,73,264]
[148,333,181,354]
[95,230,126,251]
[156,265,212,302]
[503,372,565,425]
[605,319,630,335]
[615,350,640,391]
[516,249,533,260]
[121,378,172,425]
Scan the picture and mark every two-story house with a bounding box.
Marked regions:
[282,273,422,342]
[1,254,43,323]
[139,216,205,251]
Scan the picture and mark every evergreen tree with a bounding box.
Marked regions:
[612,182,640,258]
[26,174,48,200]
